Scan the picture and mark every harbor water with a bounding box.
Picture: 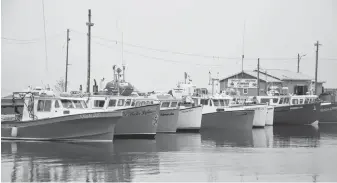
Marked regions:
[1,123,337,182]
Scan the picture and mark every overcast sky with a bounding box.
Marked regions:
[1,0,336,96]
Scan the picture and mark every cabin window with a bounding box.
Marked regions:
[37,100,52,112]
[299,99,304,104]
[243,88,248,94]
[125,99,132,106]
[292,99,298,105]
[55,100,60,108]
[219,100,225,106]
[284,98,290,104]
[260,98,269,104]
[131,100,136,106]
[279,98,284,104]
[117,99,125,106]
[94,100,105,108]
[61,99,74,108]
[213,99,220,106]
[150,101,154,105]
[200,99,208,105]
[108,99,117,107]
[80,100,88,108]
[193,98,198,105]
[171,102,178,108]
[73,100,83,109]
[272,98,279,104]
[1,106,24,115]
[304,98,309,104]
[135,101,140,107]
[161,102,170,108]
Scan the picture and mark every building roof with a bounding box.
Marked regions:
[256,69,325,83]
[220,69,325,83]
[220,70,282,83]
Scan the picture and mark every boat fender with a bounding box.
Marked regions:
[11,127,18,137]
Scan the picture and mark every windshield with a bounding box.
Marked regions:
[213,99,220,106]
[61,99,74,108]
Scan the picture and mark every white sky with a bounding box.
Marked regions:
[1,0,337,96]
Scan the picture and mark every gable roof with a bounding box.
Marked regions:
[220,70,282,83]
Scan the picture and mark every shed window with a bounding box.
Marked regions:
[37,100,52,112]
[94,100,105,108]
[243,88,248,94]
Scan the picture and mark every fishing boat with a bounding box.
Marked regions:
[318,92,337,122]
[169,76,203,132]
[1,88,123,142]
[192,88,255,131]
[257,94,320,125]
[138,93,180,133]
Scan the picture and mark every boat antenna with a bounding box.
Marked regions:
[241,19,246,78]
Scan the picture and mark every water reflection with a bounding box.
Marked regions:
[155,133,201,152]
[273,125,320,148]
[1,140,160,182]
[200,129,254,148]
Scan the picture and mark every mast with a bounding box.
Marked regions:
[86,9,94,93]
[314,41,322,95]
[65,29,70,92]
[257,58,260,96]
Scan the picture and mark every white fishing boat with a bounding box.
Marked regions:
[1,88,123,142]
[170,76,203,132]
[140,93,180,133]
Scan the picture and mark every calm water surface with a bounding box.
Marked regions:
[2,123,337,182]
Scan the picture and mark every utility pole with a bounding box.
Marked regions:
[86,9,94,93]
[314,41,322,95]
[65,29,70,92]
[297,53,300,73]
[257,58,260,96]
[297,53,306,73]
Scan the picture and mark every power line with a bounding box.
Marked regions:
[1,32,64,44]
[92,41,224,67]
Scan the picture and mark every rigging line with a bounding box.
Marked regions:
[92,41,224,67]
[41,0,49,72]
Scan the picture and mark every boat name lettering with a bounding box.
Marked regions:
[290,106,303,110]
[181,109,193,113]
[123,110,156,117]
[321,106,337,112]
[1,114,17,121]
[80,113,101,119]
[160,112,174,116]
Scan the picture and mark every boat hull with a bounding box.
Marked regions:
[201,110,255,131]
[266,106,275,126]
[114,104,160,139]
[157,108,179,133]
[274,102,320,125]
[244,105,267,128]
[319,103,337,123]
[176,105,203,132]
[1,111,123,142]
